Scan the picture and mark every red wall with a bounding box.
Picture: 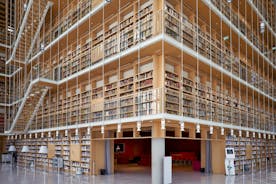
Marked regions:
[165,139,201,160]
[115,139,201,164]
[115,139,151,164]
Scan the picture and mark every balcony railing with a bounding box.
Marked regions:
[30,85,274,132]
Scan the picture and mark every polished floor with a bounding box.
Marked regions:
[1,163,276,184]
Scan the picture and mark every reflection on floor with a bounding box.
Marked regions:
[1,163,276,184]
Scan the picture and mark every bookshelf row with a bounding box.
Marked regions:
[10,131,92,175]
[210,0,275,65]
[35,0,102,55]
[5,126,276,176]
[29,57,274,132]
[35,0,276,101]
[226,135,276,174]
[36,0,156,62]
[250,0,276,32]
[163,1,275,98]
[0,77,5,103]
[32,57,158,129]
[41,0,156,81]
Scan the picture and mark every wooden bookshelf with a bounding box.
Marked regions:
[164,60,180,115]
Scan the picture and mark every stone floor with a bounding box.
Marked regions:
[1,163,276,184]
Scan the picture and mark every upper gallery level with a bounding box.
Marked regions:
[26,0,276,67]
[11,0,274,100]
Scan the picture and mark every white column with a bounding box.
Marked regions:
[152,138,165,184]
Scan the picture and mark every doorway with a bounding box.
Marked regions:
[114,138,151,174]
[165,138,201,172]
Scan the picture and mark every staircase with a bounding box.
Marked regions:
[7,0,52,64]
[5,77,56,134]
[4,1,54,133]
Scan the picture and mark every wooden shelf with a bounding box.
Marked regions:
[226,136,276,174]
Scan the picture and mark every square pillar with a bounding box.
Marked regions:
[152,138,165,184]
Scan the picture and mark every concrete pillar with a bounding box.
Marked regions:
[152,138,165,184]
[105,139,111,174]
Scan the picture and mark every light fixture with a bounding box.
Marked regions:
[101,126,104,134]
[137,121,141,132]
[40,43,45,51]
[260,22,265,33]
[230,129,234,136]
[8,145,16,152]
[227,0,232,3]
[56,130,59,137]
[263,133,266,139]
[117,124,121,133]
[21,145,30,153]
[48,132,51,138]
[35,133,38,139]
[23,3,27,11]
[268,134,271,139]
[246,131,249,138]
[15,135,17,140]
[24,134,27,139]
[258,132,261,139]
[221,127,224,135]
[7,27,14,33]
[65,129,68,137]
[38,146,48,154]
[252,132,255,138]
[180,122,185,132]
[87,127,91,135]
[41,132,44,138]
[223,35,229,41]
[161,119,166,130]
[75,129,79,136]
[210,126,213,135]
[239,130,242,137]
[196,124,200,133]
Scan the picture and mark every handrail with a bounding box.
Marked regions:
[5,80,35,133]
[6,0,33,65]
[26,1,53,63]
[24,88,49,133]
